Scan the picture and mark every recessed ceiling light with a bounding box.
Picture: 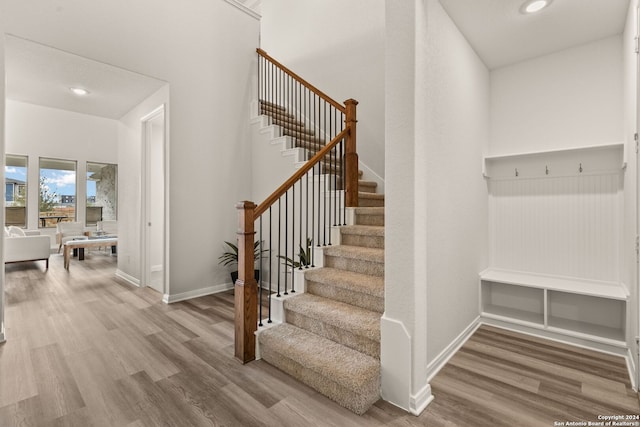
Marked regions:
[70,87,89,96]
[521,0,551,14]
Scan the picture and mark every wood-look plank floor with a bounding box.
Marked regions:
[1,253,638,426]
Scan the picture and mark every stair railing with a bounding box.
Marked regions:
[234,49,359,363]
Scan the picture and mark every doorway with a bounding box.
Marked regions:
[141,105,166,294]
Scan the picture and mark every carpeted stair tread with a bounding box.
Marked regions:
[305,267,384,313]
[359,180,377,193]
[340,225,384,249]
[259,323,380,414]
[354,207,384,215]
[284,294,381,358]
[323,245,384,276]
[358,192,385,207]
[323,245,384,264]
[341,225,384,237]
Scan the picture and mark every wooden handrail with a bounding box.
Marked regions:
[254,127,349,218]
[257,48,346,113]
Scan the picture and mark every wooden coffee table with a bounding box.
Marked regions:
[64,237,117,270]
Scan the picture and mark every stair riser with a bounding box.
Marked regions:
[272,120,315,136]
[264,113,304,128]
[359,182,377,193]
[340,233,384,249]
[284,309,380,359]
[324,255,384,277]
[359,198,385,208]
[287,132,326,145]
[306,280,384,313]
[355,214,384,226]
[259,345,379,415]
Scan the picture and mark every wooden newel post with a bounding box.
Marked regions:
[344,99,359,207]
[234,201,257,363]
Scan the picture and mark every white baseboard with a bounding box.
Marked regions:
[409,384,434,416]
[427,316,481,382]
[626,348,637,391]
[115,269,140,287]
[163,282,234,304]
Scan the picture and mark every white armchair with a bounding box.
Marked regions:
[56,222,87,253]
[5,228,50,268]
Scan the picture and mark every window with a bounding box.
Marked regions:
[86,162,117,226]
[39,158,76,228]
[5,155,28,227]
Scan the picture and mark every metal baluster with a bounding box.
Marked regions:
[268,206,272,323]
[299,171,303,270]
[331,107,340,226]
[258,216,263,327]
[284,191,288,295]
[291,183,296,293]
[277,198,281,297]
[324,102,336,246]
[341,136,346,225]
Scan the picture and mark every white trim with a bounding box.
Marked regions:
[409,384,434,416]
[380,315,414,412]
[426,316,481,382]
[222,0,261,20]
[627,347,638,391]
[163,282,234,304]
[140,104,169,296]
[115,269,141,287]
[480,319,629,358]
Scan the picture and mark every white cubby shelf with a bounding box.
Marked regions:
[480,268,627,346]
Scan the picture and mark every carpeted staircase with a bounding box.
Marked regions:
[255,101,385,415]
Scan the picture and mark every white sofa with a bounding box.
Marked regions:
[5,228,50,269]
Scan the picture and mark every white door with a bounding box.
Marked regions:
[142,106,166,294]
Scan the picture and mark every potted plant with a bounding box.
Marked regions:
[278,238,313,270]
[218,240,267,284]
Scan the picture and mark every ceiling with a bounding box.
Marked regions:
[439,0,631,69]
[5,35,167,119]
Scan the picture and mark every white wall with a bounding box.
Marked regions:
[383,0,489,413]
[260,0,386,178]
[5,100,118,237]
[3,0,260,298]
[421,0,489,366]
[622,0,639,383]
[491,36,624,155]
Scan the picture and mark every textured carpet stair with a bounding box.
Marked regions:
[323,245,384,277]
[354,207,384,226]
[258,323,380,415]
[284,293,381,359]
[305,267,384,313]
[359,180,377,193]
[340,225,384,249]
[271,117,315,136]
[359,192,385,207]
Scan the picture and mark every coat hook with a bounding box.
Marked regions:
[579,163,583,173]
[515,168,519,177]
[545,165,549,175]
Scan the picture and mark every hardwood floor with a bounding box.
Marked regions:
[1,253,637,426]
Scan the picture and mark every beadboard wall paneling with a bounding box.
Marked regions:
[489,173,622,283]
